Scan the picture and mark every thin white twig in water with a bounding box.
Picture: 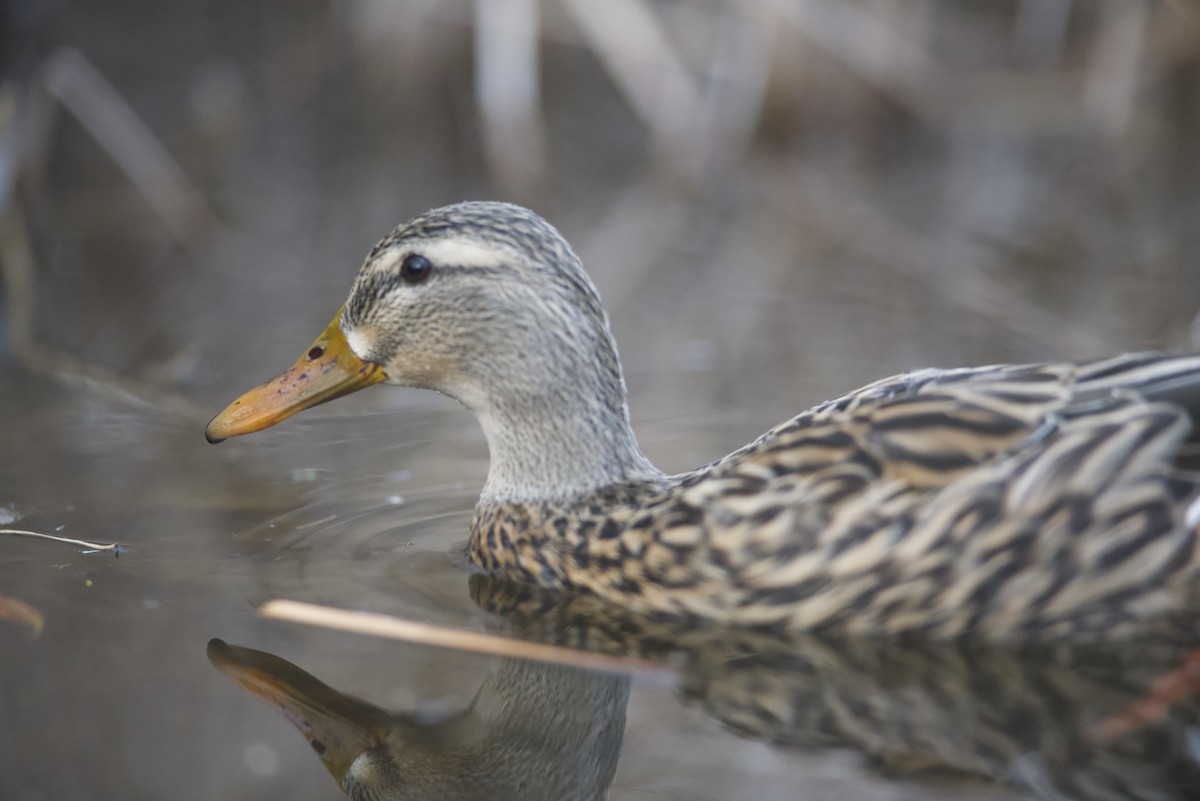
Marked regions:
[0,529,123,556]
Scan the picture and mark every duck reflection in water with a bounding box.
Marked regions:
[472,575,1200,800]
[210,579,1200,801]
[207,638,628,801]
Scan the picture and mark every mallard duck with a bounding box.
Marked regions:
[207,201,1200,641]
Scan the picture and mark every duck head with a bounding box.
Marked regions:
[206,201,659,500]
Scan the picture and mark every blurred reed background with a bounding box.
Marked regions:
[1,8,1199,799]
[3,0,1200,450]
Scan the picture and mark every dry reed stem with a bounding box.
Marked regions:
[1088,648,1200,744]
[260,599,672,677]
[0,203,209,419]
[767,0,944,123]
[1083,0,1148,137]
[563,0,705,179]
[1,49,216,417]
[473,0,547,197]
[1164,0,1200,31]
[41,48,220,251]
[764,166,1116,354]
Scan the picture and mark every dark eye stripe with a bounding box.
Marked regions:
[386,263,504,287]
[345,263,509,325]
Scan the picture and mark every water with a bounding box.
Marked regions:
[3,359,1199,801]
[7,5,1200,797]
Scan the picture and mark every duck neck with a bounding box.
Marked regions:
[472,360,663,504]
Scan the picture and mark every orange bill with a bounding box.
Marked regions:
[206,639,388,787]
[205,308,386,443]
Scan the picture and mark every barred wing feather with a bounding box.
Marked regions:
[658,353,1200,638]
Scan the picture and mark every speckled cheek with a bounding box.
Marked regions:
[382,349,461,390]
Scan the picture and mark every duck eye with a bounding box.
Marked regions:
[400,254,432,284]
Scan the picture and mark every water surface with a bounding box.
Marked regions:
[5,359,1199,801]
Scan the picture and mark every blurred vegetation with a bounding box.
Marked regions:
[3,0,1200,425]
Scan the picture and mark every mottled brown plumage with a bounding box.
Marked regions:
[208,201,1200,642]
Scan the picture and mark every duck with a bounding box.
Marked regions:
[206,201,1200,642]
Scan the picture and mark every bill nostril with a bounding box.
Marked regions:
[307,345,326,360]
